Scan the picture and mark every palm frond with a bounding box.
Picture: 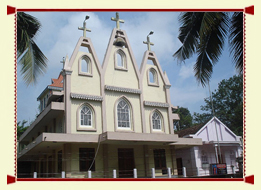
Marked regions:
[173,12,204,64]
[229,12,243,73]
[17,12,48,85]
[195,12,229,86]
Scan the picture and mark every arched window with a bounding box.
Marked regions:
[79,55,92,76]
[148,68,158,85]
[115,49,127,70]
[117,99,131,128]
[152,111,161,130]
[80,106,92,127]
[77,103,96,131]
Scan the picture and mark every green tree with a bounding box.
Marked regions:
[17,120,29,139]
[17,12,48,85]
[173,12,243,86]
[173,107,193,131]
[193,74,243,136]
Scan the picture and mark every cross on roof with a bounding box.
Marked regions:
[143,35,154,51]
[78,16,91,37]
[111,12,124,29]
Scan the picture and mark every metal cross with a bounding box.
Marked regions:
[78,15,91,37]
[143,33,154,51]
[111,12,124,29]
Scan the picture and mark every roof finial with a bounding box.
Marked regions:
[78,15,91,37]
[111,12,124,29]
[143,31,154,51]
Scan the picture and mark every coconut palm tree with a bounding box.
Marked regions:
[173,12,243,87]
[17,12,48,85]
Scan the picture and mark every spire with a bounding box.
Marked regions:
[111,12,125,29]
[143,31,154,51]
[78,15,91,37]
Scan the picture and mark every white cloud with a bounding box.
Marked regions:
[178,62,195,79]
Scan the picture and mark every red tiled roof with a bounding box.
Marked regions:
[175,123,205,137]
[49,73,63,88]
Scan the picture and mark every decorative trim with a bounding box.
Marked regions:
[144,101,169,108]
[105,85,141,94]
[71,93,103,101]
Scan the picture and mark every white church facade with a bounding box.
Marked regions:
[17,13,202,178]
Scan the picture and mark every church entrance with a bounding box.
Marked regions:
[118,148,135,178]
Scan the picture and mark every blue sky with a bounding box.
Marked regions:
[17,12,237,124]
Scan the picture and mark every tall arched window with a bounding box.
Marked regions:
[117,99,131,128]
[152,111,161,130]
[80,106,92,127]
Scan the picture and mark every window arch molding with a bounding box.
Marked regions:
[114,96,134,131]
[147,67,159,86]
[78,54,93,77]
[114,48,127,71]
[150,109,165,133]
[76,102,96,131]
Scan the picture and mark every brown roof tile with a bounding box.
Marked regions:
[49,73,63,88]
[175,123,205,137]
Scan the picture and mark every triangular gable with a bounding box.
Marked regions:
[102,28,140,81]
[64,36,102,75]
[140,50,170,87]
[195,117,239,142]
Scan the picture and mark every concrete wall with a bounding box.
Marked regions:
[70,99,102,134]
[142,64,166,103]
[105,91,142,133]
[104,46,139,89]
[71,51,101,96]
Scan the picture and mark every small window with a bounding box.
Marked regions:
[79,55,92,76]
[80,106,92,127]
[148,68,158,86]
[115,49,127,70]
[81,57,90,73]
[152,111,161,130]
[201,151,208,165]
[79,148,95,171]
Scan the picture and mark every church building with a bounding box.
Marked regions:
[17,13,202,178]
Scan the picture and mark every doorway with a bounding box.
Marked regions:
[176,158,183,175]
[118,148,135,178]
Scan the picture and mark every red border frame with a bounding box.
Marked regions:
[7,5,254,185]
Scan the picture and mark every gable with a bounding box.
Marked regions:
[102,29,140,89]
[65,37,102,96]
[140,51,170,103]
[195,117,238,142]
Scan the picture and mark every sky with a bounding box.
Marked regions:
[17,11,237,124]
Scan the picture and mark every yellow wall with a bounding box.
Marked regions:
[104,46,139,89]
[105,91,142,133]
[70,99,102,134]
[144,106,170,134]
[71,51,101,96]
[142,64,166,103]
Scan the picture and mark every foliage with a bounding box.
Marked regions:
[173,107,193,131]
[173,12,243,87]
[193,74,243,136]
[17,120,29,140]
[17,12,48,85]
